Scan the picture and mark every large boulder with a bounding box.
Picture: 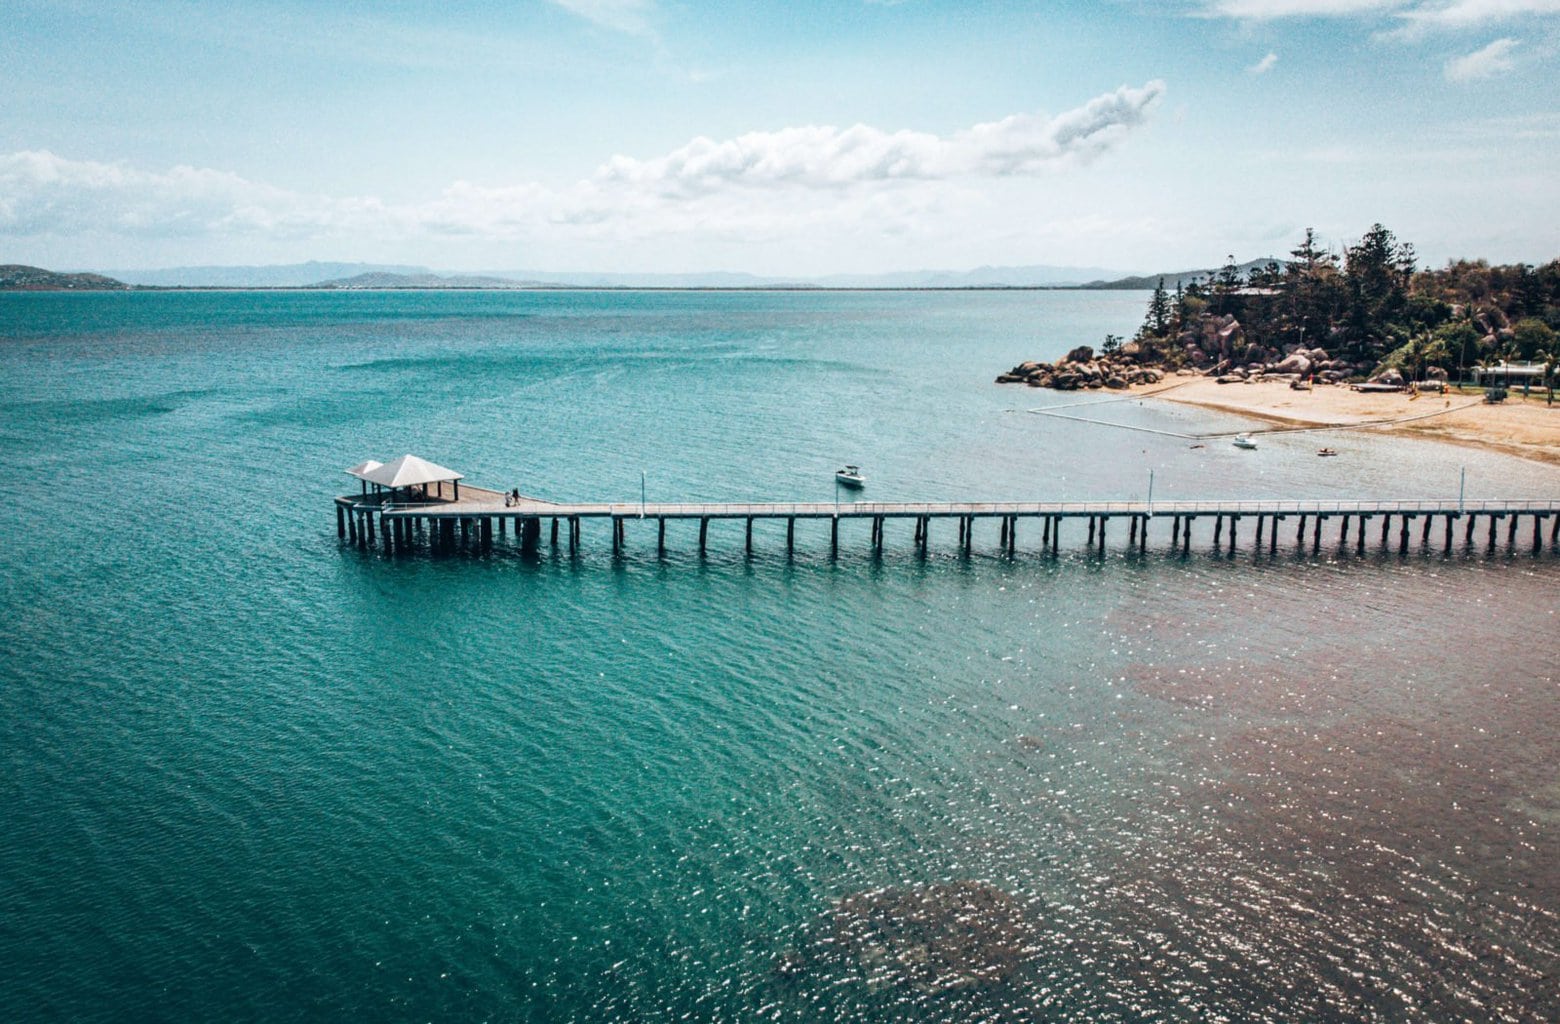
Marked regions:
[1064,345,1094,364]
[1372,367,1406,387]
[1272,352,1312,375]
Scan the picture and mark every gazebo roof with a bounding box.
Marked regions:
[361,454,464,488]
[344,459,384,481]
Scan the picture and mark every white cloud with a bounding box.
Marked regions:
[1393,0,1560,35]
[547,0,656,36]
[1444,35,1522,77]
[594,81,1165,194]
[1248,51,1281,72]
[0,150,348,238]
[0,84,1166,257]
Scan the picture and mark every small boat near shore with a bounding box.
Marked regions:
[1232,434,1258,450]
[835,465,865,488]
[1318,447,1338,457]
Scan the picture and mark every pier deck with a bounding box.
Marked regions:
[335,485,1560,558]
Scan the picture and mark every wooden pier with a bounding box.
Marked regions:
[335,485,1560,560]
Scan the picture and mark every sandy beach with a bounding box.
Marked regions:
[1135,376,1560,467]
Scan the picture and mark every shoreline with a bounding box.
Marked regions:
[1129,376,1560,468]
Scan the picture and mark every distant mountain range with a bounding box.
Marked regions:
[102,261,430,288]
[1080,258,1286,291]
[10,259,1289,292]
[80,261,1138,290]
[316,271,550,289]
[1,264,129,290]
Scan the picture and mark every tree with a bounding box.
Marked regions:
[1511,318,1557,361]
[1434,320,1481,376]
[1147,277,1171,337]
[1285,228,1345,351]
[1212,255,1243,315]
[1246,261,1284,290]
[1344,223,1413,362]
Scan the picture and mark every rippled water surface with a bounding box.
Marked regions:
[2,290,1557,1022]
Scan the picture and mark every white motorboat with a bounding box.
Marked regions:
[835,465,865,488]
[1232,434,1258,449]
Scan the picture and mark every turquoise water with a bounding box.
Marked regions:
[2,290,1557,1022]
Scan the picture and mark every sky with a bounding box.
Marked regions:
[2,0,1557,275]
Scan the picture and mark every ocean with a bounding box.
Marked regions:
[1,289,1556,1022]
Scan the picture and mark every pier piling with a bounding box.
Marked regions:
[337,486,1556,565]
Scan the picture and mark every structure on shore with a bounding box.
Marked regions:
[336,457,1559,560]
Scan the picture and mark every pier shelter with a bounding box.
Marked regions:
[359,453,464,502]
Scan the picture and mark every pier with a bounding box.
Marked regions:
[336,460,1559,560]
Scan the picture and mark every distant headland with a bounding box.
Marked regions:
[0,265,131,291]
[997,224,1560,466]
[1000,224,1558,393]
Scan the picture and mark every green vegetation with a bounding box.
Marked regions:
[0,264,130,291]
[1130,225,1560,387]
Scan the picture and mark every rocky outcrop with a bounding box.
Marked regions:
[997,352,1165,390]
[999,317,1381,393]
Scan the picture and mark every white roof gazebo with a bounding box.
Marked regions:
[343,460,383,495]
[360,454,465,500]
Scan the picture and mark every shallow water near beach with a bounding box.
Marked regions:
[2,289,1557,1022]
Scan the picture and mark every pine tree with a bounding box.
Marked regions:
[1148,277,1171,336]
